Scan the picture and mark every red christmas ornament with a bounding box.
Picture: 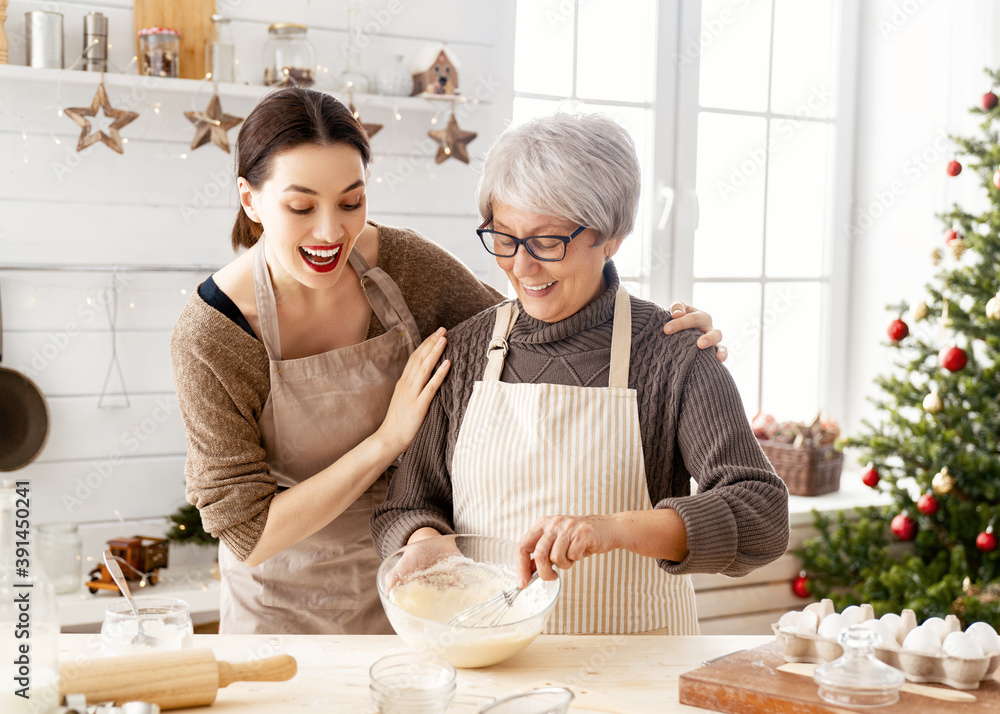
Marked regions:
[917,493,939,516]
[976,531,998,552]
[887,319,909,342]
[861,463,880,488]
[946,160,963,176]
[983,91,998,110]
[792,574,811,599]
[938,346,968,372]
[945,229,960,243]
[891,513,917,541]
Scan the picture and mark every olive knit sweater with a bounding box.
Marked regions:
[371,263,790,577]
[170,222,504,561]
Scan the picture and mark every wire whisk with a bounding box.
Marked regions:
[448,572,540,627]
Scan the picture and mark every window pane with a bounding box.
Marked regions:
[765,121,834,278]
[770,0,839,118]
[698,0,773,112]
[694,112,766,278]
[760,281,822,421]
[514,0,575,96]
[692,281,762,417]
[577,0,656,103]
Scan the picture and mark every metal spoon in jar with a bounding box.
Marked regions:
[103,549,156,647]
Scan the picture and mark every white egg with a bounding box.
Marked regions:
[902,625,942,655]
[942,631,985,659]
[778,610,818,635]
[857,618,897,648]
[879,613,903,644]
[818,613,850,640]
[964,622,1000,653]
[840,605,864,625]
[921,616,949,643]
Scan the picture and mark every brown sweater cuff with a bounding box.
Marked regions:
[217,508,270,562]
[656,492,738,575]
[375,511,455,560]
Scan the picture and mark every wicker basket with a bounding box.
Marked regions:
[758,439,843,496]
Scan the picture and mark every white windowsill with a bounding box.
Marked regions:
[787,462,892,527]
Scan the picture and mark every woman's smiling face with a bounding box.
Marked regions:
[239,143,368,291]
[492,201,622,323]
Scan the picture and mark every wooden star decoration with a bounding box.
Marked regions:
[184,94,244,153]
[349,103,382,140]
[428,112,477,164]
[64,82,139,154]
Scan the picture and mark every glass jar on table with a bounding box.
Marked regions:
[263,23,315,87]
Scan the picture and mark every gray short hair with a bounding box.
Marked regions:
[477,112,641,245]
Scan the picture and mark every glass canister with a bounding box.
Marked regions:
[36,522,82,595]
[206,14,235,83]
[139,27,181,78]
[263,23,315,87]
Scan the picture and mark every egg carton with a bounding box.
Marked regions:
[771,599,1000,690]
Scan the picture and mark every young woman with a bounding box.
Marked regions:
[170,87,726,635]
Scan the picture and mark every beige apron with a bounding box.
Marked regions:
[218,238,420,634]
[451,286,699,635]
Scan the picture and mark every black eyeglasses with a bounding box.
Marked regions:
[477,218,587,262]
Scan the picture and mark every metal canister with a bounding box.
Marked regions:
[24,11,64,69]
[83,12,108,72]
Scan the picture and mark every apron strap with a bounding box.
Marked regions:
[251,236,283,360]
[349,249,422,348]
[608,285,632,389]
[483,302,519,382]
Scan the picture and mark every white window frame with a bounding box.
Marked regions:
[660,0,860,421]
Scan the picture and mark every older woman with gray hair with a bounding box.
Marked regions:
[371,112,789,635]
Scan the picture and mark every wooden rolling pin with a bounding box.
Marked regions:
[59,648,297,710]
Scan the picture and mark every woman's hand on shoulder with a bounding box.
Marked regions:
[515,514,619,587]
[374,328,450,456]
[663,302,728,363]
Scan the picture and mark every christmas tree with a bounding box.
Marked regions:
[166,503,218,547]
[798,68,1000,626]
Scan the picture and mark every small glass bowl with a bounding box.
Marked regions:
[101,596,194,656]
[814,625,905,707]
[369,651,456,713]
[478,687,575,713]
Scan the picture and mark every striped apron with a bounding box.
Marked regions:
[451,286,699,635]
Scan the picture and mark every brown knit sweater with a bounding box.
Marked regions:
[371,263,790,577]
[170,222,504,561]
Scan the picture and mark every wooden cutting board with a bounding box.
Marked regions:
[679,642,1000,713]
[133,0,216,80]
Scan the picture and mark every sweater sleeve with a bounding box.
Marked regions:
[370,388,456,558]
[170,300,275,562]
[657,347,790,577]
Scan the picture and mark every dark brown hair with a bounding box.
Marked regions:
[231,87,372,251]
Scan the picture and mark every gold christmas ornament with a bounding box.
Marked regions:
[349,102,383,140]
[184,93,244,153]
[930,247,944,265]
[922,389,943,414]
[948,236,968,260]
[428,112,476,164]
[932,466,954,495]
[913,301,928,321]
[986,292,1000,320]
[64,80,139,154]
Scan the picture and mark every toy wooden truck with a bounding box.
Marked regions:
[87,535,169,593]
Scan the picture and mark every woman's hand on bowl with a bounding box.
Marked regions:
[664,302,728,363]
[383,530,461,591]
[516,514,618,587]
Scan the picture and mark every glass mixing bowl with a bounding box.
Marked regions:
[376,534,561,668]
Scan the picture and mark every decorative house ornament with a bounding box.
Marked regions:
[64,80,139,154]
[410,43,460,96]
[428,112,476,164]
[184,93,244,153]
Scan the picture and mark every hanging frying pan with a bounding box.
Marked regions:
[0,284,49,470]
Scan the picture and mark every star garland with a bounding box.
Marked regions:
[349,101,383,140]
[184,93,244,153]
[64,79,139,154]
[428,111,476,164]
